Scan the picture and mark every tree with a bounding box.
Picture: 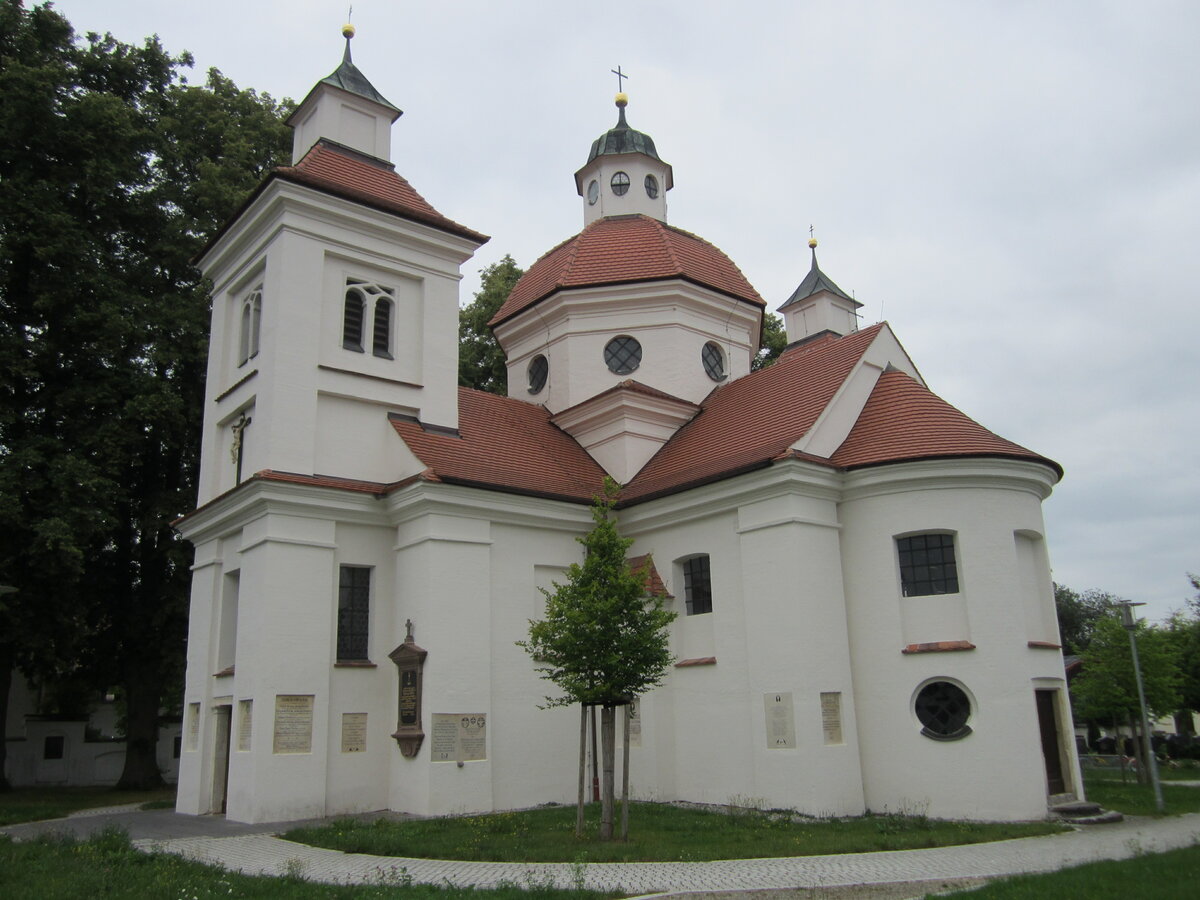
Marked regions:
[752,311,787,371]
[0,0,292,788]
[519,480,675,840]
[1165,574,1200,723]
[459,255,523,394]
[1071,615,1181,776]
[1054,584,1119,656]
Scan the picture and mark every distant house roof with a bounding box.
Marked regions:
[490,214,764,327]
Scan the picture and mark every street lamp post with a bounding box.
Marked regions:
[1117,600,1164,813]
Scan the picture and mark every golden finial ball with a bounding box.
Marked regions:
[808,238,818,249]
[342,23,356,38]
[615,91,629,107]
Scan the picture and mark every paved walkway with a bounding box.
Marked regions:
[5,807,1200,896]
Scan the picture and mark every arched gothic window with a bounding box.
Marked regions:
[343,288,366,352]
[344,278,395,356]
[373,298,393,358]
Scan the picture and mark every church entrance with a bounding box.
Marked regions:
[1035,689,1067,795]
[211,705,232,814]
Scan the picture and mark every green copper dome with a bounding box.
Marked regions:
[586,105,662,163]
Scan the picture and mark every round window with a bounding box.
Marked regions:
[645,174,659,199]
[604,335,642,375]
[610,171,630,196]
[701,341,726,381]
[587,180,599,205]
[527,354,548,394]
[914,681,972,741]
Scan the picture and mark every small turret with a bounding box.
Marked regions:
[778,239,862,342]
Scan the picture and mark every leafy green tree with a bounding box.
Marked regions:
[519,480,676,840]
[1166,574,1200,723]
[752,311,787,371]
[459,255,523,394]
[0,0,291,789]
[1054,584,1119,656]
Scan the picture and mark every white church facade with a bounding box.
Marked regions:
[175,32,1080,825]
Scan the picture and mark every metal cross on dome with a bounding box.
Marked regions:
[611,66,628,92]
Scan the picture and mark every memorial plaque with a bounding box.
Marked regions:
[431,713,487,762]
[186,702,201,751]
[820,692,843,745]
[389,621,427,757]
[763,692,796,749]
[627,699,642,748]
[236,699,252,752]
[341,712,368,753]
[272,694,314,754]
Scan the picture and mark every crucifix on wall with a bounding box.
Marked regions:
[230,413,251,484]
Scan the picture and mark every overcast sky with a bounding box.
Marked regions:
[52,1,1200,624]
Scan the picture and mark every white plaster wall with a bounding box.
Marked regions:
[839,460,1065,821]
[291,86,395,164]
[498,283,759,415]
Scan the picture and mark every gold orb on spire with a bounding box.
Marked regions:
[615,91,629,108]
[342,22,356,38]
[808,238,818,249]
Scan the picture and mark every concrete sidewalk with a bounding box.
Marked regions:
[5,806,1200,896]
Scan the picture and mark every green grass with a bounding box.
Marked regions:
[285,801,1065,863]
[1083,762,1200,781]
[1082,774,1200,817]
[939,842,1200,898]
[0,786,176,826]
[0,829,617,899]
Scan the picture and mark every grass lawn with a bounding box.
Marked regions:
[941,842,1200,898]
[0,786,176,826]
[285,801,1065,863]
[0,829,615,899]
[1083,762,1200,781]
[1082,773,1200,817]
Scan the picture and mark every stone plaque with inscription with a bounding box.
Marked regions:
[272,694,314,754]
[820,691,844,745]
[341,712,368,753]
[186,702,200,751]
[236,699,252,752]
[389,620,427,757]
[627,699,642,747]
[431,713,487,762]
[764,692,796,749]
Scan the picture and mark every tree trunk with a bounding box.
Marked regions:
[117,664,165,790]
[590,704,600,803]
[621,702,630,840]
[576,704,587,837]
[599,704,615,841]
[0,644,13,792]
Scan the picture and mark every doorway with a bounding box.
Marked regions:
[211,705,232,813]
[1035,689,1067,795]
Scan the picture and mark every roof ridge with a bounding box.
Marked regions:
[652,216,683,273]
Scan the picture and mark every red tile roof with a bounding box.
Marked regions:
[274,140,488,243]
[490,215,764,327]
[628,555,673,599]
[618,326,887,502]
[829,369,1061,476]
[390,389,607,503]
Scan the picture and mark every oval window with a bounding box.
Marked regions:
[527,354,548,394]
[645,174,659,199]
[701,342,726,381]
[587,180,599,205]
[610,171,630,197]
[604,335,642,375]
[914,681,973,741]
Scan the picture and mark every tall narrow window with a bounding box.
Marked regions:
[373,298,393,358]
[337,565,371,661]
[896,533,959,596]
[343,288,366,352]
[237,287,262,366]
[682,555,712,616]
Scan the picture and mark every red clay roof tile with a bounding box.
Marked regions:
[490,215,764,326]
[275,140,488,243]
[390,389,607,503]
[628,555,673,599]
[829,369,1061,476]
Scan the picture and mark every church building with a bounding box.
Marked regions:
[175,29,1080,824]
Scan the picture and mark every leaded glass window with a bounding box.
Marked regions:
[915,681,972,740]
[683,555,712,616]
[897,533,959,596]
[337,565,371,661]
[527,354,548,394]
[610,171,630,196]
[702,341,726,381]
[644,174,659,199]
[604,335,642,375]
